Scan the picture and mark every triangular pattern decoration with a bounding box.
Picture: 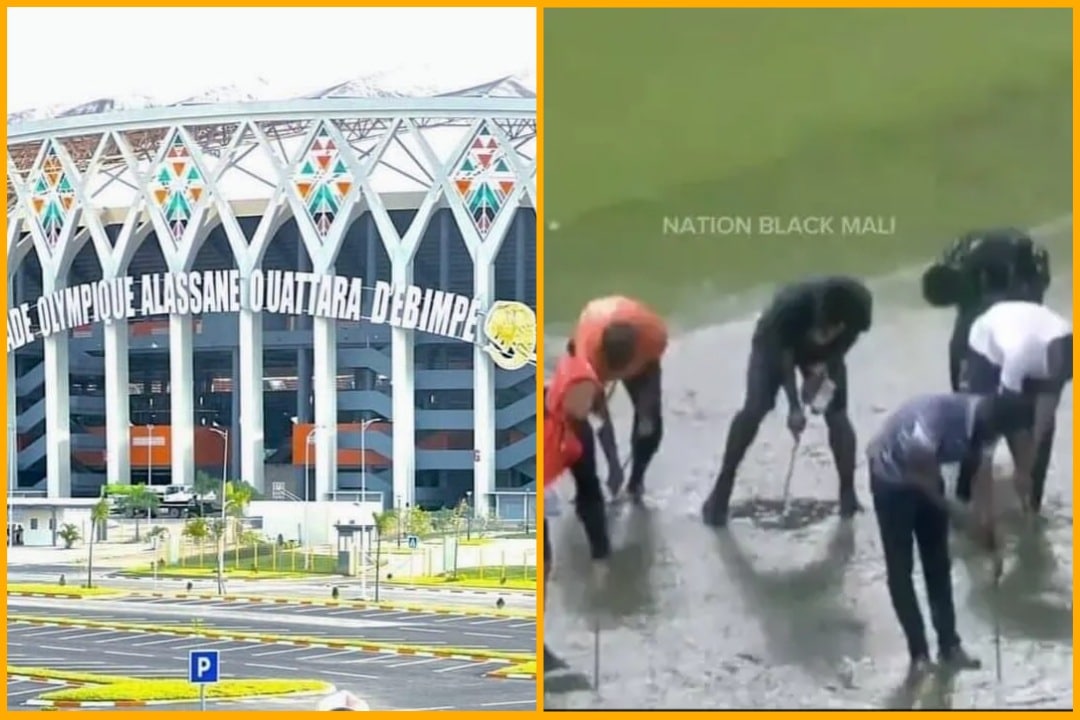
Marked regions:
[27,142,77,252]
[450,123,517,239]
[149,133,206,243]
[293,125,356,239]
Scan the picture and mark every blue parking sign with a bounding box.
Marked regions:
[189,649,220,684]
[407,535,419,549]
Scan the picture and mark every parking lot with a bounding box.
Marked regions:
[8,620,535,710]
[9,593,536,653]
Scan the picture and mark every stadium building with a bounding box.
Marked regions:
[7,75,537,524]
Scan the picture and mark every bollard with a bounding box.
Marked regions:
[331,586,340,600]
[496,597,505,610]
[58,574,66,587]
[186,581,194,592]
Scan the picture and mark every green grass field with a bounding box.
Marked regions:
[543,9,1072,323]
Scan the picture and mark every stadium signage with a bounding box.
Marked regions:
[6,269,537,370]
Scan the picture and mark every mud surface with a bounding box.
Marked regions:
[544,245,1073,710]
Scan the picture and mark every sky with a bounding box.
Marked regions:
[7,7,536,112]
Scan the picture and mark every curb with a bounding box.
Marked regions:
[22,689,334,708]
[111,574,537,598]
[8,617,531,665]
[7,589,535,620]
[485,671,537,681]
[9,674,92,687]
[8,592,126,600]
[388,585,536,599]
[127,591,535,620]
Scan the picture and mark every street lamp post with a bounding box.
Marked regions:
[207,426,228,596]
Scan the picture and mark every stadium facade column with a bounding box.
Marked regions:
[299,223,348,503]
[456,206,521,519]
[18,179,84,498]
[103,318,131,486]
[7,358,16,491]
[237,295,265,494]
[7,275,19,492]
[168,314,196,488]
[472,257,497,516]
[390,261,417,511]
[40,275,72,499]
[311,311,339,501]
[98,224,142,491]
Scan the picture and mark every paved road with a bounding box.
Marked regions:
[545,225,1073,709]
[7,567,536,611]
[7,595,535,653]
[7,619,535,711]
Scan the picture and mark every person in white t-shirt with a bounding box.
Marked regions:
[956,301,1072,513]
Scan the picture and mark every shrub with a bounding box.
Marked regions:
[41,679,331,702]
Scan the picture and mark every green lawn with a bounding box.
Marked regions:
[543,8,1072,324]
[146,547,340,575]
[392,565,537,591]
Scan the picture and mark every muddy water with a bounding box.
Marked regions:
[544,259,1073,709]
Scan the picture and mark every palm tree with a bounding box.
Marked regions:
[193,471,220,501]
[85,498,110,588]
[58,523,81,549]
[124,485,159,541]
[224,480,254,544]
[182,517,210,565]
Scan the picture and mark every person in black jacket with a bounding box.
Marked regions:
[921,227,1051,391]
[702,276,873,527]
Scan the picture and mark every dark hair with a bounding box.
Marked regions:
[566,338,576,356]
[821,279,872,331]
[922,264,961,307]
[600,322,638,372]
[981,393,1035,438]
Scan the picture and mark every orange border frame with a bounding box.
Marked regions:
[2,5,542,719]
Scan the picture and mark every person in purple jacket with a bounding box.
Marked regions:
[866,391,1033,681]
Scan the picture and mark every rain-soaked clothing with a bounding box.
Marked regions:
[956,302,1073,510]
[866,394,984,662]
[544,355,603,674]
[572,296,668,497]
[545,354,610,561]
[704,277,872,524]
[922,228,1051,391]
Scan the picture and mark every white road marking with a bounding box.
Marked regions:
[386,658,441,668]
[250,647,306,658]
[298,650,359,661]
[130,636,187,647]
[482,700,535,707]
[246,663,299,672]
[433,663,486,673]
[317,669,379,680]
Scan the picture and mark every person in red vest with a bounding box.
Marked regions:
[543,352,605,672]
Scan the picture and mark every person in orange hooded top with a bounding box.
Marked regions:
[543,352,607,673]
[568,295,668,503]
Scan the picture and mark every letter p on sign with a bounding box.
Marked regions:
[189,649,220,684]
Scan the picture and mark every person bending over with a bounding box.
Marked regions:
[569,295,668,503]
[866,391,1034,679]
[921,227,1051,391]
[702,276,873,527]
[955,300,1072,514]
[543,353,605,672]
